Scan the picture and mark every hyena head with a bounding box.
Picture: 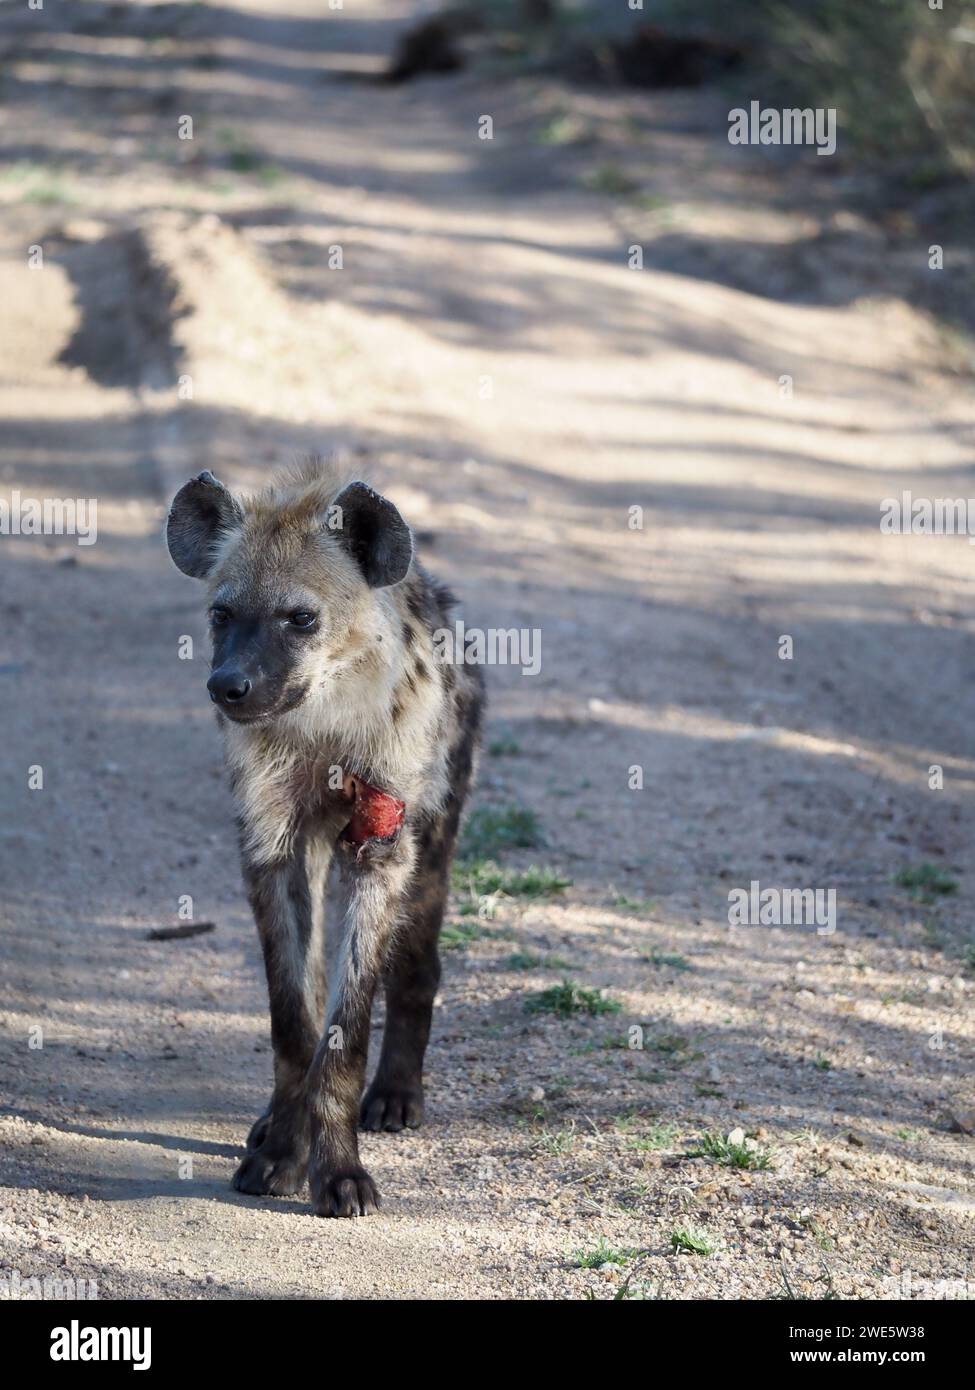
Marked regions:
[166,467,413,726]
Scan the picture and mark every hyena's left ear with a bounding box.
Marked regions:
[332,481,413,588]
[166,471,243,578]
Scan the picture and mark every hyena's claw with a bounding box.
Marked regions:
[245,1105,273,1150]
[360,1084,424,1133]
[312,1167,380,1218]
[232,1148,307,1197]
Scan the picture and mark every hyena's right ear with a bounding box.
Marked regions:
[166,471,243,578]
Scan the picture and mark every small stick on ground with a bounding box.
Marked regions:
[146,922,216,941]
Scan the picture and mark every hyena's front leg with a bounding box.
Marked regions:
[361,817,453,1132]
[307,835,416,1217]
[233,833,330,1197]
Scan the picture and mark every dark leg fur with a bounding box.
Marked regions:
[246,1104,272,1150]
[360,819,449,1131]
[362,678,483,1134]
[232,830,331,1196]
[306,838,417,1216]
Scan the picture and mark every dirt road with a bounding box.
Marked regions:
[1,0,973,1299]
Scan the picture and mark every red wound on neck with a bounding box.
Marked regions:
[341,775,406,846]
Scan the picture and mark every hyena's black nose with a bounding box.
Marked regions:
[207,669,252,706]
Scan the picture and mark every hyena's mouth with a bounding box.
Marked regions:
[277,681,312,715]
[218,707,275,725]
[218,682,311,725]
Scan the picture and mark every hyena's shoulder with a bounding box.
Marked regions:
[397,562,459,634]
[392,561,485,789]
[396,561,484,704]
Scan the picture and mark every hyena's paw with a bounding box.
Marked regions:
[310,1164,380,1218]
[232,1147,307,1197]
[360,1082,424,1133]
[245,1105,273,1150]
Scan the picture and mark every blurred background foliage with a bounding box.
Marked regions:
[467,0,975,179]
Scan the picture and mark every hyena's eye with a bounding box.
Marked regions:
[288,610,317,629]
[209,606,231,626]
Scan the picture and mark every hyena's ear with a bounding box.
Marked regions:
[331,481,413,588]
[166,471,243,578]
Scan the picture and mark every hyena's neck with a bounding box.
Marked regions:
[294,586,447,787]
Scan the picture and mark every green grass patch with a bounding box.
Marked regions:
[506,951,578,972]
[228,148,261,173]
[774,1258,839,1301]
[583,163,641,197]
[506,951,543,971]
[804,1220,835,1252]
[896,863,959,899]
[922,918,947,951]
[487,736,522,756]
[461,804,543,857]
[531,1126,575,1156]
[612,894,655,913]
[626,1121,680,1152]
[646,950,693,971]
[526,980,621,1020]
[633,192,670,214]
[454,859,570,899]
[670,1226,717,1256]
[440,921,491,951]
[1,161,74,205]
[544,954,578,972]
[689,1130,773,1171]
[217,128,281,182]
[537,112,593,146]
[573,1238,642,1269]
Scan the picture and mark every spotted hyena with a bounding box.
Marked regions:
[166,461,484,1216]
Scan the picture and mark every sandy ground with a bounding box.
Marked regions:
[0,0,973,1300]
